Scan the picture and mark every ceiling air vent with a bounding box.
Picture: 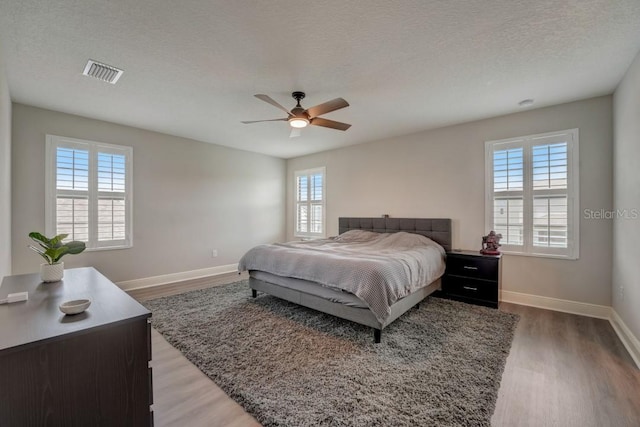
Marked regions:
[82,59,124,84]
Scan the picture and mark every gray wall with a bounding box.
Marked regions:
[613,51,640,339]
[11,104,286,283]
[287,96,613,306]
[0,43,10,280]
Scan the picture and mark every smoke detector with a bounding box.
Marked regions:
[82,59,124,84]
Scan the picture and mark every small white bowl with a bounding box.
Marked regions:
[59,299,91,315]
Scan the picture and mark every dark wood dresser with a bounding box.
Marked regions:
[0,267,153,426]
[442,250,502,308]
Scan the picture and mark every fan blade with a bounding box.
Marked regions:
[241,118,288,124]
[254,94,292,116]
[290,128,301,138]
[310,117,351,131]
[306,98,349,118]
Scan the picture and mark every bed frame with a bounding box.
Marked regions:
[250,217,452,343]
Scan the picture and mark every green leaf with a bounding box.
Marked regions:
[29,232,50,246]
[65,241,86,255]
[47,247,69,264]
[49,234,69,247]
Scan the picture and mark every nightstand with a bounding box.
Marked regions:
[442,250,502,308]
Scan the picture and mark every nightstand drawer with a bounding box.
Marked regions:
[446,255,498,280]
[443,276,497,303]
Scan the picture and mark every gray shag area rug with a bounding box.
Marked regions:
[145,281,519,427]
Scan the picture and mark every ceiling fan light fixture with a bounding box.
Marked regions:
[243,92,350,132]
[289,117,309,128]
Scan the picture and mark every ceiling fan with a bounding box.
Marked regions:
[242,92,351,137]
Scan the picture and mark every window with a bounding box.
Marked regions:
[294,167,325,238]
[45,135,133,250]
[485,129,579,259]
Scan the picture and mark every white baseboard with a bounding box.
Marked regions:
[610,310,640,369]
[501,290,612,319]
[117,263,239,291]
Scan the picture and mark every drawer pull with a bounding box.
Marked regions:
[463,266,479,270]
[463,286,478,291]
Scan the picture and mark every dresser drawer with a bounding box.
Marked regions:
[443,276,498,303]
[446,255,498,280]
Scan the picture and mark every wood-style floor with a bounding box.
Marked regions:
[134,273,640,427]
[494,304,640,426]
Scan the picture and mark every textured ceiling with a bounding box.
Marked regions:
[1,0,639,159]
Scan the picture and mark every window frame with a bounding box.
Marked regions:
[294,167,326,239]
[484,129,579,260]
[45,135,133,251]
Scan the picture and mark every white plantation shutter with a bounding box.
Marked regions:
[492,147,524,245]
[485,129,579,259]
[295,167,325,238]
[55,147,90,241]
[46,135,133,250]
[532,142,569,249]
[296,174,309,233]
[97,152,127,242]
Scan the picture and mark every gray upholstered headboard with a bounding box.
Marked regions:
[338,217,452,252]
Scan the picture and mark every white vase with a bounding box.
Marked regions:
[41,262,64,282]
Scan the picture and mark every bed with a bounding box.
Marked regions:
[238,217,452,343]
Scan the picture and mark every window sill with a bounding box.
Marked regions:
[500,250,578,261]
[85,245,132,252]
[294,235,326,240]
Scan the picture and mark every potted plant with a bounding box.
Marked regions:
[28,232,86,282]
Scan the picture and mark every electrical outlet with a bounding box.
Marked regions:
[212,249,218,258]
[619,285,624,298]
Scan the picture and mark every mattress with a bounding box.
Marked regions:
[249,270,368,308]
[239,230,446,323]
